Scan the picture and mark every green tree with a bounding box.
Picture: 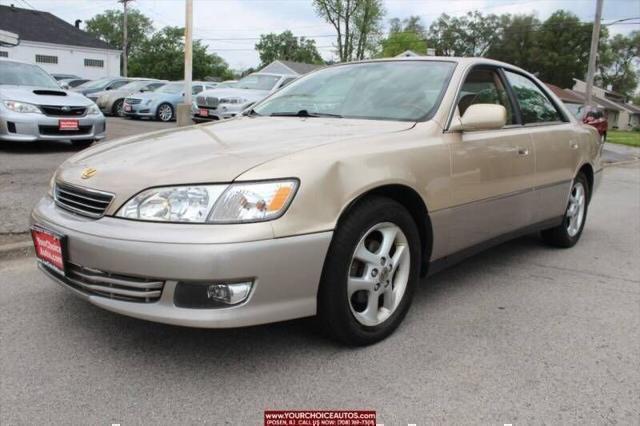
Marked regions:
[85,9,153,57]
[313,0,385,62]
[255,31,323,67]
[486,14,541,72]
[427,11,502,57]
[380,16,427,57]
[529,11,597,88]
[596,31,639,96]
[129,27,233,81]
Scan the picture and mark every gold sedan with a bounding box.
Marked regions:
[31,58,602,345]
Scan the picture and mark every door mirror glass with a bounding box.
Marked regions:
[450,104,507,132]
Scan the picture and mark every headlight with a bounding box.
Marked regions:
[219,97,247,105]
[116,180,298,223]
[209,180,298,223]
[3,100,41,114]
[86,104,101,115]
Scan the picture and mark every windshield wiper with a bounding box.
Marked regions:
[243,107,261,117]
[270,109,342,118]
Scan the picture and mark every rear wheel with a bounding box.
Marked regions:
[541,173,589,248]
[156,103,174,122]
[317,196,421,346]
[112,99,125,117]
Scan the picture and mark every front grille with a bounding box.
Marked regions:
[54,182,114,218]
[39,125,92,136]
[125,98,142,105]
[44,262,164,303]
[197,95,219,108]
[40,105,87,116]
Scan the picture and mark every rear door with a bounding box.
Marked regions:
[446,66,536,253]
[502,70,577,223]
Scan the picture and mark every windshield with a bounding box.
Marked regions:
[156,83,183,94]
[118,80,154,92]
[0,61,60,88]
[254,61,456,121]
[236,74,280,91]
[76,78,111,90]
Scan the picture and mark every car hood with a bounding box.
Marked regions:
[0,85,93,106]
[56,117,415,205]
[126,91,174,102]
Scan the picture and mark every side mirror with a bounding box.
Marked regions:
[450,104,507,132]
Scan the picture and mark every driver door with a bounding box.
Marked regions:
[445,67,536,253]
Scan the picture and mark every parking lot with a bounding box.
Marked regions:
[1,154,639,423]
[0,117,174,237]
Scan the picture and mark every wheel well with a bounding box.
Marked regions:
[578,163,594,200]
[339,185,433,276]
[112,98,124,112]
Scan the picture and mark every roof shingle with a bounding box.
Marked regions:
[0,5,116,51]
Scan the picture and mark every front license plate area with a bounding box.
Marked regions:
[199,108,208,117]
[59,119,79,131]
[31,226,66,276]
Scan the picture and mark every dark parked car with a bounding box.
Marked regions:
[582,108,608,141]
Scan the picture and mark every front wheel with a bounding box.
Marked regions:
[317,196,421,346]
[156,103,174,122]
[541,173,589,248]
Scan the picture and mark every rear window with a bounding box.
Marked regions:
[504,70,564,124]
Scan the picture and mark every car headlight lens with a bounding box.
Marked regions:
[3,100,41,114]
[86,104,101,115]
[116,180,297,223]
[208,180,298,223]
[219,97,247,105]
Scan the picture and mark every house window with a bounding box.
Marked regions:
[0,51,8,58]
[35,54,58,64]
[84,58,104,68]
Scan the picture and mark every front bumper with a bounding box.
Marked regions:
[123,101,156,118]
[0,110,106,142]
[192,104,243,122]
[31,196,333,328]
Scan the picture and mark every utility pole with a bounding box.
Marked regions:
[119,0,133,77]
[584,0,604,108]
[177,0,194,127]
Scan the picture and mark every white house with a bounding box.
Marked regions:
[0,5,121,79]
[572,79,640,130]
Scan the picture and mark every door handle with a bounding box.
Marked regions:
[517,147,529,156]
[570,141,579,150]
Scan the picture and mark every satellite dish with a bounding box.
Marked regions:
[0,29,20,47]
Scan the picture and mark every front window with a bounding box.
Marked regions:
[236,74,281,91]
[118,80,154,92]
[457,68,515,125]
[0,61,59,88]
[254,61,456,121]
[76,78,111,90]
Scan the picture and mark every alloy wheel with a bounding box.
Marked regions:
[158,104,173,121]
[566,181,586,237]
[347,222,411,327]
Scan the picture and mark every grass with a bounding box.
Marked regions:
[607,130,640,147]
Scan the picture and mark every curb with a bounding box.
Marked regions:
[0,240,34,260]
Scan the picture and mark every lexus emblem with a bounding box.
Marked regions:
[81,168,97,179]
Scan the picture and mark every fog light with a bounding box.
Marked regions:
[207,282,252,305]
[174,280,253,308]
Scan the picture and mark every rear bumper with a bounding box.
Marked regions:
[0,110,106,142]
[31,196,333,328]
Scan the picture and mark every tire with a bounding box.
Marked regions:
[541,172,590,248]
[317,196,421,346]
[112,99,125,117]
[70,139,94,149]
[156,103,174,122]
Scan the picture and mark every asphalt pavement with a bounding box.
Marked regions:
[0,117,174,236]
[1,163,638,425]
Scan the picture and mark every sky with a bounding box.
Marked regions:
[2,0,639,70]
